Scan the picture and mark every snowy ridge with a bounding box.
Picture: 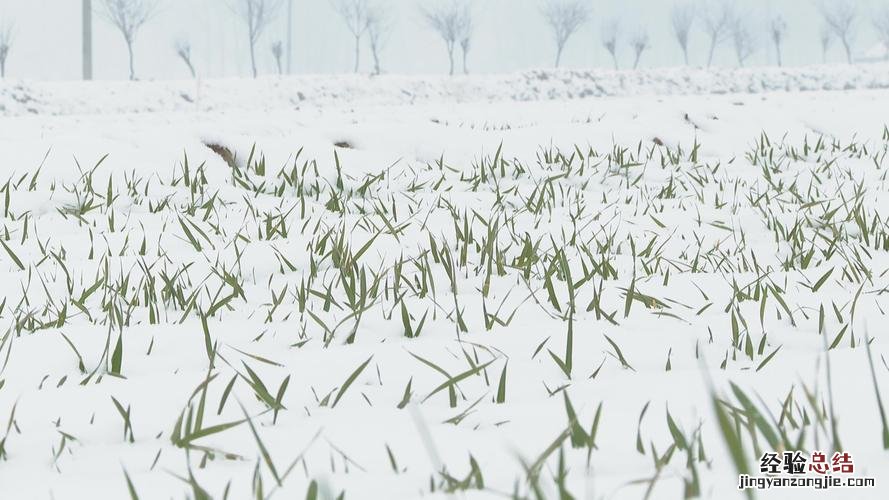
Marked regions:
[1,63,889,116]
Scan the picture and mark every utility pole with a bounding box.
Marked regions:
[286,0,293,74]
[83,0,93,80]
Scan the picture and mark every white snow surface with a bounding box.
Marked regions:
[1,63,889,116]
[0,68,889,500]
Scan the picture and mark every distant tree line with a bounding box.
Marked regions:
[0,0,888,80]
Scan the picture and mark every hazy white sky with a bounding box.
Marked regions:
[0,0,885,81]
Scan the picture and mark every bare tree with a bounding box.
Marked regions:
[459,13,473,74]
[818,0,857,63]
[874,7,889,61]
[83,0,93,80]
[366,5,390,75]
[271,41,283,75]
[702,0,734,67]
[670,3,695,65]
[540,0,591,68]
[99,0,159,80]
[601,19,620,70]
[230,0,283,78]
[730,14,756,67]
[175,39,196,78]
[631,29,649,70]
[332,0,372,73]
[769,15,787,66]
[421,0,471,76]
[0,23,11,79]
[819,25,833,63]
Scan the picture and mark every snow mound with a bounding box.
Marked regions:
[2,63,889,116]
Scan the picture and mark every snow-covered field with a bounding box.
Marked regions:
[1,67,889,499]
[3,63,889,116]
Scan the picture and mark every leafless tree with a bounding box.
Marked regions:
[730,14,756,67]
[819,25,833,63]
[175,39,196,78]
[230,0,283,78]
[874,7,889,61]
[366,5,391,75]
[540,0,591,68]
[0,23,11,78]
[421,0,472,76]
[271,41,284,75]
[670,3,695,65]
[818,0,857,63]
[601,18,620,70]
[459,13,473,74]
[99,0,159,80]
[332,0,372,73]
[702,0,734,67]
[769,15,787,66]
[631,29,649,70]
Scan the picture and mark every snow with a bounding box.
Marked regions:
[1,67,889,500]
[1,63,889,116]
